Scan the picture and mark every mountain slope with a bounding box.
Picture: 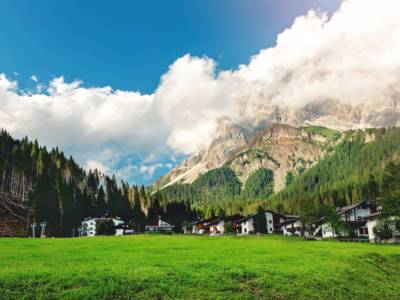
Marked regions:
[157,99,400,189]
[159,126,400,217]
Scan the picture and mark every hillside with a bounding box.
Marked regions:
[156,98,400,189]
[159,126,400,216]
[0,130,136,237]
[272,127,400,213]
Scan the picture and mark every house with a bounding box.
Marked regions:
[145,218,174,233]
[191,214,244,235]
[209,219,225,236]
[265,210,287,233]
[362,211,381,242]
[192,217,219,235]
[233,215,255,235]
[115,223,135,236]
[319,202,377,238]
[224,214,245,234]
[279,216,317,237]
[79,217,124,237]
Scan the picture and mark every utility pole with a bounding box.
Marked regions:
[31,222,36,238]
[40,222,47,238]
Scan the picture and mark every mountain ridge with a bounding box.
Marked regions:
[156,98,400,190]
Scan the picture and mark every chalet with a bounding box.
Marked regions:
[209,219,225,236]
[192,217,219,235]
[224,214,245,234]
[115,223,134,236]
[280,216,317,237]
[362,211,381,242]
[319,202,377,238]
[234,215,255,235]
[79,217,124,237]
[265,210,287,233]
[145,218,174,233]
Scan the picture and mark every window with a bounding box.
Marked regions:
[269,220,272,224]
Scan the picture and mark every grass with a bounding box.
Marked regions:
[301,126,341,141]
[0,235,399,299]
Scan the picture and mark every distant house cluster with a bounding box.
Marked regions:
[192,210,290,236]
[77,202,392,243]
[78,216,174,237]
[191,202,386,243]
[281,202,380,241]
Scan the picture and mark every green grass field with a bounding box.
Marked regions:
[0,235,399,299]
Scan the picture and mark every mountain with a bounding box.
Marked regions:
[156,99,400,190]
[159,126,400,217]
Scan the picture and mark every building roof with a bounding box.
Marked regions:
[337,202,375,214]
[362,211,381,221]
[279,217,300,226]
[192,217,220,226]
[283,214,299,220]
[233,215,255,225]
[265,210,286,219]
[224,214,244,223]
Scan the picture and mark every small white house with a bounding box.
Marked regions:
[320,202,377,238]
[280,217,313,237]
[80,217,124,237]
[191,218,219,235]
[209,219,225,236]
[265,210,286,233]
[362,212,381,242]
[145,218,174,233]
[234,215,255,235]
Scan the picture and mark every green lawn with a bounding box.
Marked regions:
[0,235,399,299]
[301,125,341,141]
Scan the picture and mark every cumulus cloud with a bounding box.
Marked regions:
[233,0,400,109]
[139,163,164,179]
[85,160,109,174]
[0,0,399,182]
[30,75,38,82]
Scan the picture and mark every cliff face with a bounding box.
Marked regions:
[156,99,400,191]
[229,124,326,191]
[156,117,252,188]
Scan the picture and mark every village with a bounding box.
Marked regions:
[64,201,397,243]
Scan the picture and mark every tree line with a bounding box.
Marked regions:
[0,130,199,236]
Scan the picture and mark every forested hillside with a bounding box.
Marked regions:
[0,130,198,236]
[2,126,400,235]
[160,127,400,217]
[271,127,400,212]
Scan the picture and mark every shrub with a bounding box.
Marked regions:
[96,219,116,236]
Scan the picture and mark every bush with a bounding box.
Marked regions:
[96,219,116,236]
[373,219,394,241]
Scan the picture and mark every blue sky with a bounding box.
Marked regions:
[0,0,342,185]
[0,1,340,92]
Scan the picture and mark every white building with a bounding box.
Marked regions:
[80,217,124,237]
[145,218,174,233]
[209,219,225,236]
[362,212,381,242]
[265,210,287,233]
[234,215,255,235]
[280,217,315,237]
[320,202,377,238]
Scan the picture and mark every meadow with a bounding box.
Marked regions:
[0,235,399,300]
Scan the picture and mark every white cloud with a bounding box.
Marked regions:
[139,163,163,178]
[30,75,38,82]
[0,0,399,182]
[85,159,109,174]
